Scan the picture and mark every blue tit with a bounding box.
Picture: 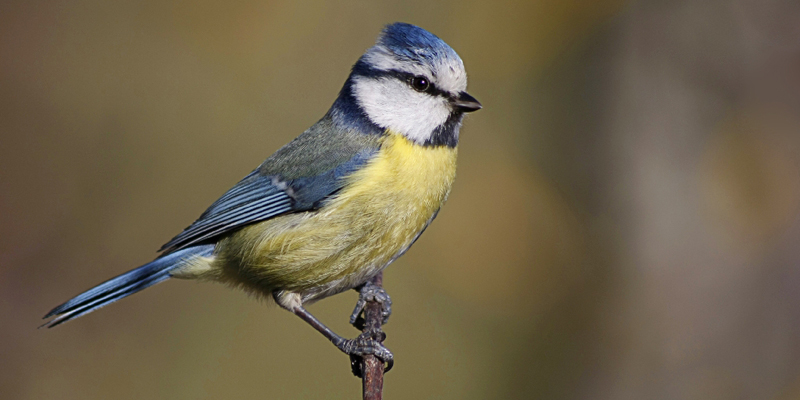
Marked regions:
[43,22,481,368]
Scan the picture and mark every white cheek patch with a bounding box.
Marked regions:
[353,76,451,144]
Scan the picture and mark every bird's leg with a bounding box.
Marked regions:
[350,281,392,328]
[292,305,394,376]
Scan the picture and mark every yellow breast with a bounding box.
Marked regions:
[215,132,458,300]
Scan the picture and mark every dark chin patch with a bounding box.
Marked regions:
[424,111,464,148]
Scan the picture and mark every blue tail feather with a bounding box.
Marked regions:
[42,244,214,328]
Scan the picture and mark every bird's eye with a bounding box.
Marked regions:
[411,76,430,92]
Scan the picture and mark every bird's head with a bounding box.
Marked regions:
[333,23,480,147]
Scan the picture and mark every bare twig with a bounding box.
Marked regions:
[359,272,385,400]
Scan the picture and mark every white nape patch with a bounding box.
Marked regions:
[363,45,468,94]
[353,75,451,144]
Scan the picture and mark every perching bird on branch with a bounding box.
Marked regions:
[42,22,480,369]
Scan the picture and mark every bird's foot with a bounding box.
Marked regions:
[335,330,394,377]
[350,282,392,328]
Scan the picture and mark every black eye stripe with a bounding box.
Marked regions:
[411,76,430,92]
[394,71,448,97]
[351,61,451,99]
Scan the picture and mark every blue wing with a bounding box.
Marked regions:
[158,148,377,253]
[158,171,293,252]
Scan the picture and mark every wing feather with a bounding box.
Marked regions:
[158,173,292,252]
[158,146,379,253]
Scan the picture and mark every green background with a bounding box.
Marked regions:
[3,0,800,399]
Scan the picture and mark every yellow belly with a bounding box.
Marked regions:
[213,132,457,301]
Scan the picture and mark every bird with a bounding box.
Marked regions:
[42,22,481,371]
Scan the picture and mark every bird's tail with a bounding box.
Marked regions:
[41,244,215,328]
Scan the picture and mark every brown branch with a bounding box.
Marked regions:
[359,272,385,400]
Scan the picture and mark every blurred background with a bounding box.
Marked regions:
[3,0,800,399]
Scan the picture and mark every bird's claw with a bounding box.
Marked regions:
[350,282,392,327]
[338,330,394,377]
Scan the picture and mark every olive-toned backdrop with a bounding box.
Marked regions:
[3,1,800,399]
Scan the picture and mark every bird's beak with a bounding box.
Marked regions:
[453,91,482,112]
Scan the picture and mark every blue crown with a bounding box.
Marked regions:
[377,23,461,68]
